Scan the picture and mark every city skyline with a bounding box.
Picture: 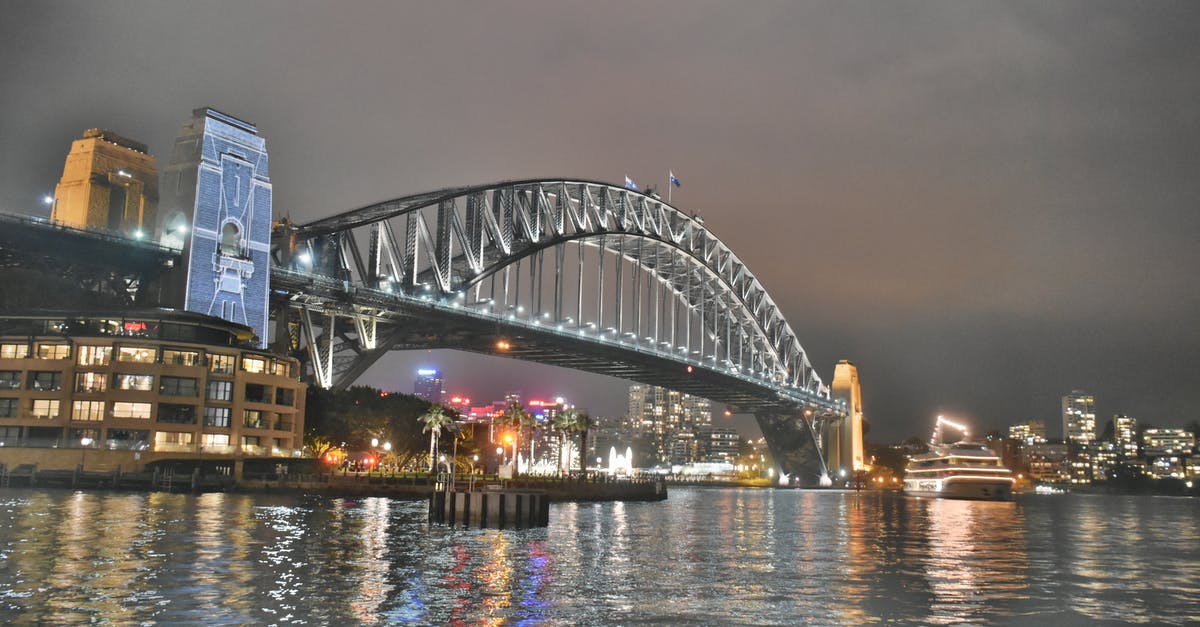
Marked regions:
[3,2,1199,440]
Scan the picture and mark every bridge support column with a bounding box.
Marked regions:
[755,412,831,487]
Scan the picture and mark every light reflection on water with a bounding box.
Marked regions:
[0,489,1197,625]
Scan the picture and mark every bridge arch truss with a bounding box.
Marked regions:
[273,179,831,412]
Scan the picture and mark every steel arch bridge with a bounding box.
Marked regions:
[269,179,840,482]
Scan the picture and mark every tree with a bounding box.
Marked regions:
[566,411,592,473]
[418,404,454,472]
[498,400,532,475]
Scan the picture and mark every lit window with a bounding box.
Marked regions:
[209,354,235,375]
[77,346,113,366]
[117,346,157,363]
[75,372,108,393]
[206,380,233,402]
[72,401,105,422]
[154,431,194,451]
[112,402,152,419]
[243,409,265,429]
[270,361,289,377]
[31,399,60,418]
[204,406,231,428]
[35,344,70,360]
[242,356,266,374]
[0,343,29,359]
[162,349,202,367]
[202,433,231,449]
[114,374,155,391]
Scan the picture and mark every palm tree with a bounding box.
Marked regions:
[418,404,454,472]
[498,400,536,475]
[565,410,592,474]
[551,410,578,475]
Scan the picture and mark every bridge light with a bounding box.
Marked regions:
[42,195,54,205]
[297,252,312,265]
[134,230,145,240]
[686,365,693,373]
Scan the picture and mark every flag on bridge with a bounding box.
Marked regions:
[669,171,681,188]
[624,175,638,191]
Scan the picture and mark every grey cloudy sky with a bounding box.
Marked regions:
[2,1,1198,440]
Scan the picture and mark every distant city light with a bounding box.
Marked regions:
[417,368,437,376]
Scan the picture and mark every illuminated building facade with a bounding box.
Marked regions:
[1062,390,1096,444]
[51,128,158,238]
[627,383,712,464]
[163,108,273,349]
[413,369,445,403]
[0,311,304,470]
[1113,414,1139,458]
[1008,420,1047,445]
[826,360,865,475]
[1022,442,1070,484]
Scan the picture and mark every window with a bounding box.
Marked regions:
[204,406,231,428]
[162,349,201,367]
[154,431,194,451]
[0,371,20,389]
[70,428,100,444]
[159,376,198,396]
[72,400,105,421]
[35,344,69,360]
[242,356,266,374]
[243,409,265,429]
[275,388,295,407]
[0,398,16,417]
[202,433,231,449]
[241,435,260,451]
[0,343,29,359]
[244,383,270,403]
[112,402,152,419]
[220,221,241,256]
[76,346,112,366]
[158,403,196,424]
[27,371,62,391]
[117,346,157,363]
[270,361,290,377]
[31,399,60,418]
[207,380,233,402]
[209,354,235,375]
[114,374,154,391]
[75,372,108,393]
[104,429,149,450]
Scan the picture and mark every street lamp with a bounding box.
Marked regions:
[80,437,93,471]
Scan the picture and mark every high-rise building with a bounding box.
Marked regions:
[827,360,865,475]
[1008,420,1047,445]
[413,369,445,403]
[1062,390,1096,444]
[1142,429,1195,458]
[51,128,158,238]
[627,383,711,465]
[1113,414,1139,458]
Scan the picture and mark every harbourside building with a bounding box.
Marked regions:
[413,368,445,403]
[1113,414,1139,458]
[1062,390,1096,444]
[626,383,712,465]
[0,310,305,473]
[1008,419,1047,445]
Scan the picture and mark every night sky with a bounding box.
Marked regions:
[2,1,1198,441]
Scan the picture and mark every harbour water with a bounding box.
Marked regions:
[1,487,1197,625]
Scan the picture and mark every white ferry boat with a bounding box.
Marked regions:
[903,416,1015,500]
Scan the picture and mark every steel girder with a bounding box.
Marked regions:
[276,179,834,413]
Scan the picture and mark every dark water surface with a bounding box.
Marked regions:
[0,488,1196,625]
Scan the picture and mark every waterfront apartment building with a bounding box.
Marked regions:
[1113,414,1139,458]
[0,311,304,471]
[1062,390,1096,444]
[627,383,712,465]
[1008,420,1047,445]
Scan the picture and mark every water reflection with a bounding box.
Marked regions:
[0,489,1197,625]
